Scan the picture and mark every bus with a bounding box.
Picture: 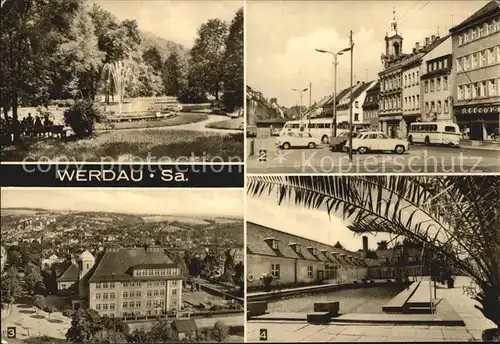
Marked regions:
[279,118,348,143]
[408,122,460,146]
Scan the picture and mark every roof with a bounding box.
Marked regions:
[88,247,179,283]
[247,222,364,266]
[337,82,375,110]
[171,319,198,333]
[57,263,79,282]
[450,1,499,33]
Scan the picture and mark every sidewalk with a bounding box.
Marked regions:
[459,139,500,151]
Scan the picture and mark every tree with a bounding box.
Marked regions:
[64,99,104,137]
[247,175,500,331]
[189,18,228,100]
[62,309,74,322]
[92,330,128,344]
[148,318,176,342]
[188,256,203,277]
[162,52,184,97]
[1,267,21,308]
[32,294,46,314]
[143,47,163,72]
[234,262,244,288]
[100,315,129,336]
[66,308,105,343]
[211,320,229,342]
[127,328,149,343]
[25,263,43,295]
[45,305,56,319]
[222,8,244,111]
[377,240,388,250]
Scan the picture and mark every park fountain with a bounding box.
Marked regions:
[103,61,130,116]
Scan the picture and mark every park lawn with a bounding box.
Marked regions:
[95,113,208,130]
[205,118,244,130]
[1,130,243,162]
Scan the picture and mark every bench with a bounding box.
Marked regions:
[307,312,331,324]
[313,301,340,316]
[462,280,478,297]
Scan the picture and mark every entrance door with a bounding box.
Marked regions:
[317,270,325,281]
[470,122,483,141]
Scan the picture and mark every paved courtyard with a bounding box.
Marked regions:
[247,277,496,342]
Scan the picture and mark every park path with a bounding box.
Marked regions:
[104,114,242,134]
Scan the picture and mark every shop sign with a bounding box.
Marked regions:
[459,105,500,115]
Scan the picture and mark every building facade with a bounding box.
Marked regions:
[450,1,500,141]
[335,81,377,129]
[402,56,422,127]
[58,247,183,318]
[362,81,380,129]
[421,35,454,123]
[246,222,368,291]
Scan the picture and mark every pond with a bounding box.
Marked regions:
[268,284,405,314]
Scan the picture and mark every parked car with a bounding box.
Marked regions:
[270,127,281,136]
[350,131,409,154]
[329,131,360,151]
[276,131,322,149]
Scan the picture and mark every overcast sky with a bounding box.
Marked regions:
[247,0,489,107]
[247,190,394,252]
[1,188,244,218]
[90,0,243,48]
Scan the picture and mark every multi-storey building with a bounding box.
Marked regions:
[57,246,183,318]
[450,1,500,141]
[335,81,377,129]
[421,35,454,122]
[246,222,368,290]
[402,53,423,125]
[362,81,380,129]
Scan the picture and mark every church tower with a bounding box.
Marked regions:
[381,8,404,68]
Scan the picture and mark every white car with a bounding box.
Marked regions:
[276,131,322,149]
[351,131,408,154]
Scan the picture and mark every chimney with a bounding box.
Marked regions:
[415,42,420,51]
[431,35,436,42]
[362,236,368,252]
[412,48,416,53]
[425,37,430,46]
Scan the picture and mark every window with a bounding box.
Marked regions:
[443,76,448,91]
[154,269,159,276]
[465,85,471,99]
[489,79,496,97]
[433,61,437,71]
[307,266,313,278]
[109,282,115,288]
[430,80,435,92]
[430,101,435,113]
[456,58,463,73]
[129,291,134,298]
[416,95,420,109]
[61,283,66,289]
[416,71,419,84]
[123,292,128,298]
[473,83,481,98]
[123,282,129,288]
[96,304,101,310]
[488,47,495,65]
[110,303,115,310]
[438,60,443,69]
[147,281,153,287]
[404,75,408,87]
[103,283,108,289]
[123,302,127,308]
[436,77,441,91]
[147,290,152,297]
[425,102,429,113]
[271,263,280,279]
[136,301,141,308]
[96,283,101,289]
[437,101,442,113]
[147,300,152,307]
[103,304,108,310]
[497,46,500,64]
[471,53,478,69]
[459,35,464,45]
[458,85,464,100]
[463,56,470,71]
[355,101,359,108]
[404,97,408,110]
[481,81,487,97]
[172,288,177,296]
[445,126,456,133]
[136,291,141,297]
[443,59,448,68]
[480,51,487,67]
[271,240,279,250]
[489,20,495,34]
[103,293,108,300]
[96,293,101,300]
[160,289,165,296]
[424,80,429,93]
[354,113,359,121]
[148,270,153,276]
[110,292,115,299]
[154,290,159,296]
[444,100,449,114]
[471,28,477,41]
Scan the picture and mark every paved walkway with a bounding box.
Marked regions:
[247,276,496,342]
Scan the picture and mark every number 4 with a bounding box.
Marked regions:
[259,328,268,341]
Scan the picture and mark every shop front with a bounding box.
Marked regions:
[454,104,500,142]
[380,115,404,138]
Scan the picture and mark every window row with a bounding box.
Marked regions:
[424,76,449,93]
[95,292,115,300]
[456,45,500,73]
[381,76,401,92]
[458,17,500,46]
[134,268,179,277]
[95,282,115,289]
[426,58,449,74]
[380,96,401,110]
[404,95,420,111]
[96,303,115,311]
[424,100,450,115]
[457,79,500,101]
[404,71,420,88]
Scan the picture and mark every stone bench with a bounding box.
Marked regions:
[307,311,331,324]
[247,301,268,317]
[314,301,340,316]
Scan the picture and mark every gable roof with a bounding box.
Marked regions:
[171,319,198,333]
[57,263,79,282]
[88,247,178,283]
[247,222,364,267]
[450,1,499,33]
[337,81,375,110]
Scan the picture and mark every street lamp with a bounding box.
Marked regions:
[315,47,351,139]
[292,87,309,121]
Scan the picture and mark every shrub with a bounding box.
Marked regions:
[64,100,104,138]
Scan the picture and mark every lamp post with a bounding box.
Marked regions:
[292,87,309,123]
[348,30,354,163]
[315,47,351,139]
